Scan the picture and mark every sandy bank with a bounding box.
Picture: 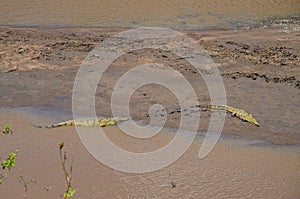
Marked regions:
[0,26,299,144]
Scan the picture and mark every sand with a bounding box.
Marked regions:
[0,26,299,144]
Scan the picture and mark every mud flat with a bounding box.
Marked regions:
[0,26,299,145]
[0,109,299,198]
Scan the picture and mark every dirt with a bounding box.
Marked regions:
[0,26,299,145]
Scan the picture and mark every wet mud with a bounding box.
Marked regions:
[0,27,299,144]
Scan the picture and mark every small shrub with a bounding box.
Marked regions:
[0,125,18,185]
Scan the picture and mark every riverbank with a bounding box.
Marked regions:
[0,26,299,144]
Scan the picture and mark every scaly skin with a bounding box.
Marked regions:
[33,117,129,129]
[204,105,259,127]
[33,105,259,128]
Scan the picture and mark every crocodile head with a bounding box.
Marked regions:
[240,113,259,127]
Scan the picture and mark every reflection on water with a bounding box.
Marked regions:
[0,0,299,29]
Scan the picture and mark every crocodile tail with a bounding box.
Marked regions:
[115,117,129,122]
[30,123,44,128]
[30,123,64,129]
[44,123,64,128]
[213,105,228,109]
[197,105,211,110]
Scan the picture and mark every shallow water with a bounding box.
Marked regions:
[0,0,299,29]
[0,107,299,198]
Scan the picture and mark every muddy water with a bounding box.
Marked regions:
[0,0,299,29]
[0,108,299,198]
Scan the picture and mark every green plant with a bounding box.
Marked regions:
[0,150,18,185]
[1,125,13,136]
[0,125,18,185]
[1,150,18,170]
[59,142,76,199]
[64,186,76,198]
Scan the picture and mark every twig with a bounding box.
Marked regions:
[19,175,37,192]
[59,142,76,199]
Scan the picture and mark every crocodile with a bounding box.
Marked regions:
[32,117,129,129]
[32,105,259,128]
[202,105,259,127]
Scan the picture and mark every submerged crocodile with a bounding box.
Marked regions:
[33,117,129,129]
[201,105,259,127]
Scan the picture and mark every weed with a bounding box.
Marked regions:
[19,175,37,192]
[0,125,18,185]
[1,125,13,137]
[1,150,18,170]
[59,142,76,199]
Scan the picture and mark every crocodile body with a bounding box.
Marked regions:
[33,105,259,128]
[33,117,129,129]
[203,105,259,127]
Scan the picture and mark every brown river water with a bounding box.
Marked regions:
[0,107,299,198]
[0,0,299,29]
